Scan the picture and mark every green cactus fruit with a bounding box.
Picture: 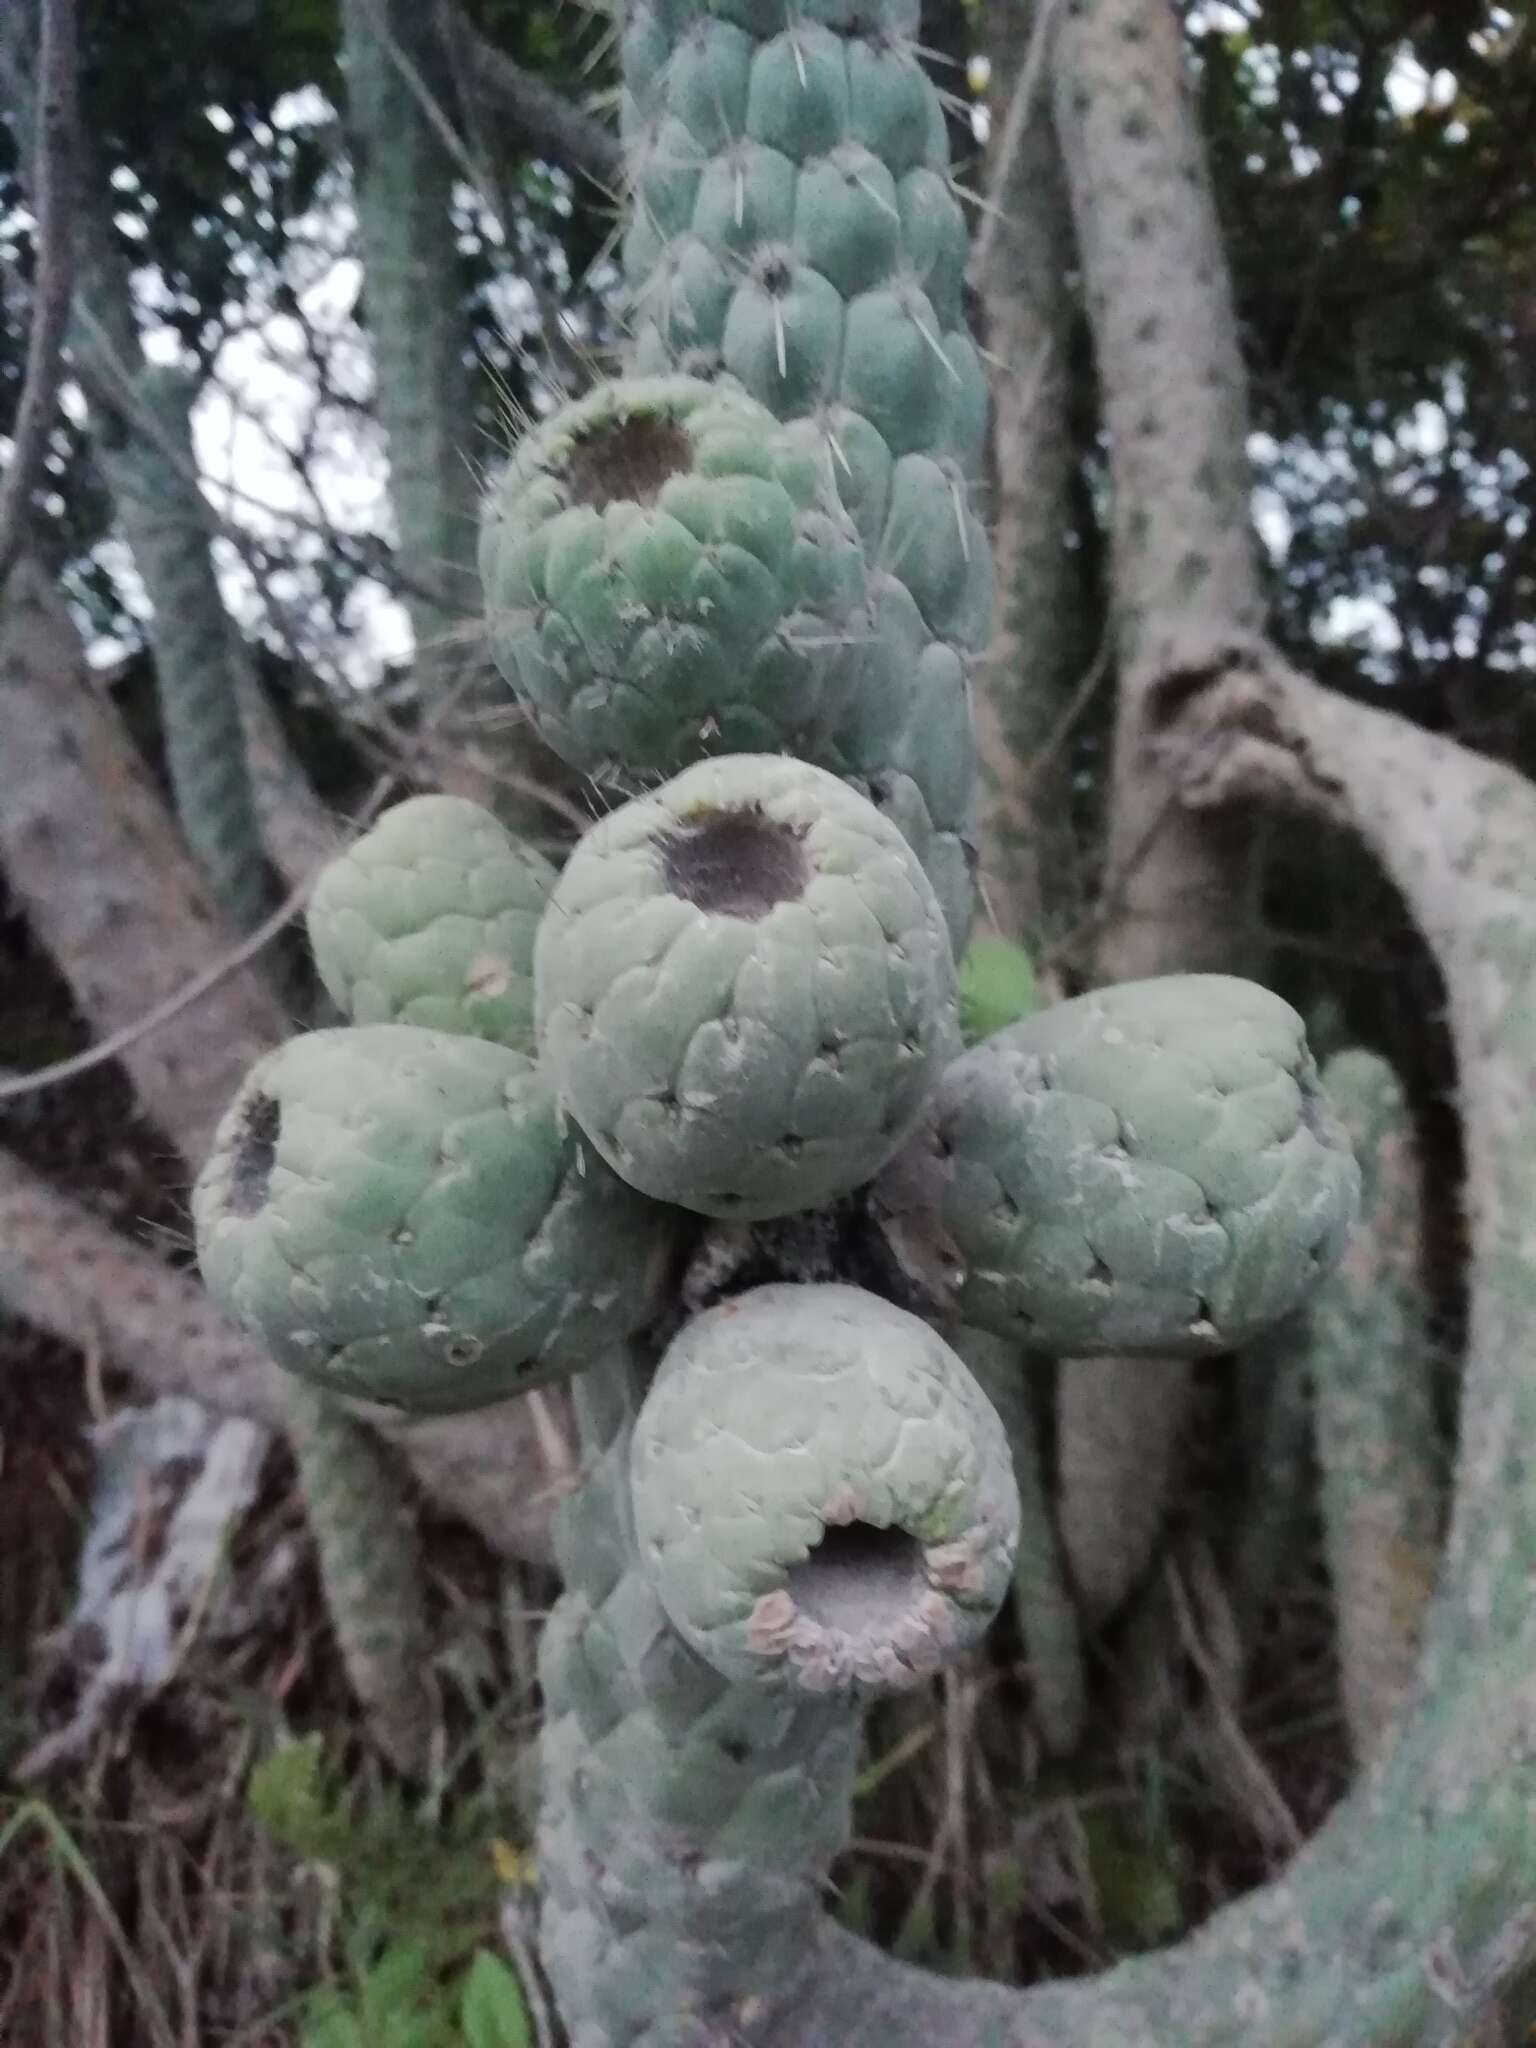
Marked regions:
[192,1026,677,1414]
[305,796,556,1052]
[534,753,959,1221]
[959,934,1041,1045]
[479,374,868,780]
[630,1283,1018,1692]
[872,975,1360,1355]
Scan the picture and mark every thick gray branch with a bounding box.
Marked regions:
[1053,0,1261,980]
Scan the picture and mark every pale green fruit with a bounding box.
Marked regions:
[193,1026,678,1414]
[534,753,959,1220]
[631,1283,1018,1692]
[871,975,1360,1355]
[306,796,555,1051]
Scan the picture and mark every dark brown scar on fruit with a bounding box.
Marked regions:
[229,1091,280,1215]
[561,412,693,510]
[658,804,811,920]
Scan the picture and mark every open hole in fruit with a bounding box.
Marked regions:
[229,1092,280,1215]
[785,1521,926,1638]
[561,411,693,510]
[658,803,810,919]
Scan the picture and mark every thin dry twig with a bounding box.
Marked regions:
[0,0,78,582]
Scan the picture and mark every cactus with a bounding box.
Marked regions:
[618,0,988,949]
[1311,1050,1443,1765]
[632,1284,1018,1690]
[192,1025,677,1413]
[534,752,958,1219]
[480,376,868,779]
[180,2,1422,2036]
[306,794,555,1050]
[871,974,1360,1355]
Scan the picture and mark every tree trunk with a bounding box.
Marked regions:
[1048,0,1269,1617]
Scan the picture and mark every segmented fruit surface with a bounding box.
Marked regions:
[535,753,959,1220]
[193,1025,677,1413]
[872,974,1361,1354]
[306,795,555,1051]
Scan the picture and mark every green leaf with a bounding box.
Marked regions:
[249,1734,345,1862]
[460,1949,533,2048]
[959,936,1040,1044]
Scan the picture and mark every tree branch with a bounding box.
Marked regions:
[435,0,622,192]
[0,0,78,583]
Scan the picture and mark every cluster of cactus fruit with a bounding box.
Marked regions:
[190,0,1367,2036]
[194,775,1357,1430]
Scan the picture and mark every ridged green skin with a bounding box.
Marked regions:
[535,753,959,1220]
[306,796,555,1051]
[631,1285,1018,1691]
[873,975,1360,1355]
[480,375,868,779]
[540,1353,864,2048]
[1312,1051,1442,1765]
[621,0,988,946]
[192,1026,676,1413]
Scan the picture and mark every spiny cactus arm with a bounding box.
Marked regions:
[619,0,988,946]
[1226,1314,1316,1660]
[480,375,870,780]
[339,0,475,676]
[0,0,76,586]
[90,362,273,937]
[871,973,1358,1356]
[632,1287,1018,1691]
[537,1293,1018,2045]
[737,646,1536,2048]
[284,1381,438,1775]
[1308,1049,1443,1765]
[538,1344,867,2048]
[970,0,1088,947]
[955,1326,1086,1755]
[306,794,555,1049]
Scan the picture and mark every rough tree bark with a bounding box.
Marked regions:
[1048,0,1268,1619]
